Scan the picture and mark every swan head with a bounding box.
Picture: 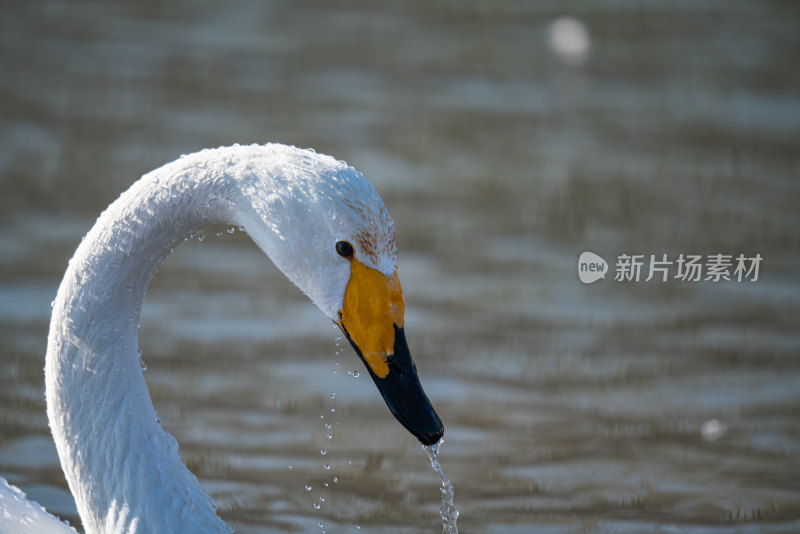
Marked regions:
[228,145,444,445]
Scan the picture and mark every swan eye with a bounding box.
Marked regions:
[335,241,354,258]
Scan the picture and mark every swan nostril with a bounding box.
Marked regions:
[387,354,403,376]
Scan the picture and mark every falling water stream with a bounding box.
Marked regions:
[425,440,459,534]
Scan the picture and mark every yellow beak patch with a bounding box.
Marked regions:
[337,258,405,379]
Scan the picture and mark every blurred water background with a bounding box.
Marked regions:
[1,1,799,533]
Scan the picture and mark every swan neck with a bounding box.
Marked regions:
[45,158,234,533]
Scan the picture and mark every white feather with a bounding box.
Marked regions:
[0,477,78,533]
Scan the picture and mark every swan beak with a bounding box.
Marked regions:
[338,260,444,446]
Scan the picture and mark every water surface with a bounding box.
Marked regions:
[1,1,799,532]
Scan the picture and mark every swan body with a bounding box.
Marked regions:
[0,144,442,533]
[0,477,78,533]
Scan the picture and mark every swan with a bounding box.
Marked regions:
[0,144,444,533]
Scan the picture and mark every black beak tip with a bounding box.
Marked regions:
[383,394,444,447]
[416,419,444,446]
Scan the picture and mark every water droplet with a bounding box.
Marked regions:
[155,415,161,424]
[352,371,359,378]
[325,423,332,429]
[330,392,335,399]
[333,477,338,483]
[238,226,245,232]
[319,496,325,502]
[50,299,55,308]
[324,482,329,487]
[320,449,327,455]
[313,502,321,510]
[197,233,205,242]
[288,465,293,470]
[227,226,235,234]
[139,356,147,371]
[356,525,360,530]
[330,408,335,413]
[323,464,330,470]
[305,484,312,491]
[327,433,333,439]
[216,231,223,237]
[701,418,727,441]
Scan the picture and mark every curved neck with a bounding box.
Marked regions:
[44,144,370,532]
[45,153,241,533]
